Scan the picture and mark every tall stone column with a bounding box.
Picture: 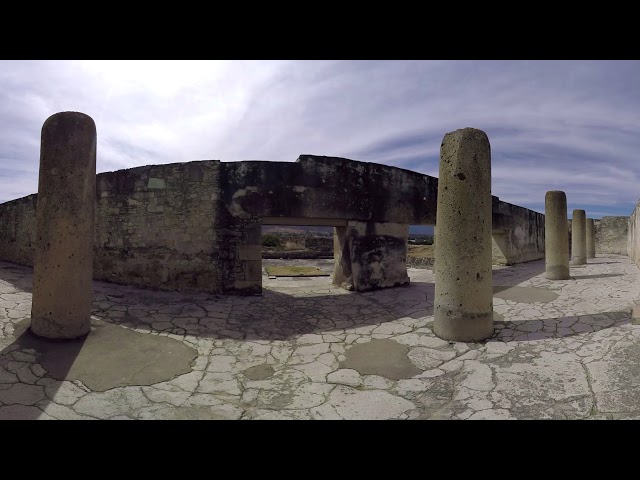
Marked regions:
[570,209,587,265]
[586,218,596,259]
[544,191,570,279]
[434,128,493,342]
[31,112,96,339]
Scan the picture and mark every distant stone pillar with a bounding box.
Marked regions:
[31,112,96,339]
[544,191,570,279]
[431,226,436,270]
[570,209,587,265]
[434,128,493,342]
[586,218,596,259]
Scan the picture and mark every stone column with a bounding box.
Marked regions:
[586,218,596,259]
[570,209,587,265]
[333,226,353,289]
[431,226,436,270]
[434,128,493,342]
[544,191,570,279]
[31,112,96,339]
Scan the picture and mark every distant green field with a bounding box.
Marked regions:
[265,266,330,277]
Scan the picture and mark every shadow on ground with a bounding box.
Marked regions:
[493,310,632,342]
[571,273,624,280]
[0,325,85,419]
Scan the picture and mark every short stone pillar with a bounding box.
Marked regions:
[434,128,493,342]
[31,112,97,339]
[570,209,587,265]
[586,218,596,259]
[544,191,570,279]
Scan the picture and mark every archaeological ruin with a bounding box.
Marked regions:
[3,110,640,420]
[0,111,633,342]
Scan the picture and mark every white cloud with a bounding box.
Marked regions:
[1,60,639,217]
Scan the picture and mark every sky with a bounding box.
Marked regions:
[1,60,639,219]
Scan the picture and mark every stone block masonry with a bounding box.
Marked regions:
[0,194,37,266]
[94,161,220,292]
[595,216,628,255]
[0,152,548,295]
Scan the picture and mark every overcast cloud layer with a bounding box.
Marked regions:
[1,60,639,218]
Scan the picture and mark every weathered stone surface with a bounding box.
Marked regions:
[0,383,46,405]
[571,210,587,265]
[341,339,421,380]
[13,318,197,392]
[31,112,96,339]
[434,128,493,341]
[595,216,627,255]
[1,253,640,419]
[545,190,569,279]
[324,385,415,420]
[1,153,546,296]
[586,218,596,259]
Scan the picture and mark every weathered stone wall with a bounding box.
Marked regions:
[491,199,545,265]
[0,154,547,295]
[595,216,628,255]
[94,161,219,292]
[406,256,434,269]
[218,156,438,294]
[333,221,409,291]
[220,156,439,224]
[628,203,640,264]
[0,194,37,266]
[0,162,220,292]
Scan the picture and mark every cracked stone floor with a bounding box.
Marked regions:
[1,255,640,420]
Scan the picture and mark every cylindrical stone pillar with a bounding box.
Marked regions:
[544,191,570,279]
[570,209,587,265]
[586,218,596,259]
[434,128,493,342]
[31,112,97,339]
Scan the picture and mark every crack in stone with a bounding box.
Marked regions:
[580,362,598,416]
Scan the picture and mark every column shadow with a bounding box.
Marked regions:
[0,321,86,420]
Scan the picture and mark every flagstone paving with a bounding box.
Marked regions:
[1,255,640,420]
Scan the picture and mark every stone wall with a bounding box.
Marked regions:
[94,161,219,292]
[0,162,220,292]
[0,194,37,266]
[491,199,545,265]
[595,216,628,255]
[570,216,629,257]
[217,156,439,294]
[628,202,640,264]
[0,154,548,295]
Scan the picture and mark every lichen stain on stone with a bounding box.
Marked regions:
[341,339,421,380]
[243,363,275,380]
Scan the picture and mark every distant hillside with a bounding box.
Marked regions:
[262,225,333,236]
[262,224,433,235]
[409,225,434,235]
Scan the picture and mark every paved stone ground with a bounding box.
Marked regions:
[1,255,640,420]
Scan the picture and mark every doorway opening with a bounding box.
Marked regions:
[260,217,345,289]
[407,224,435,270]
